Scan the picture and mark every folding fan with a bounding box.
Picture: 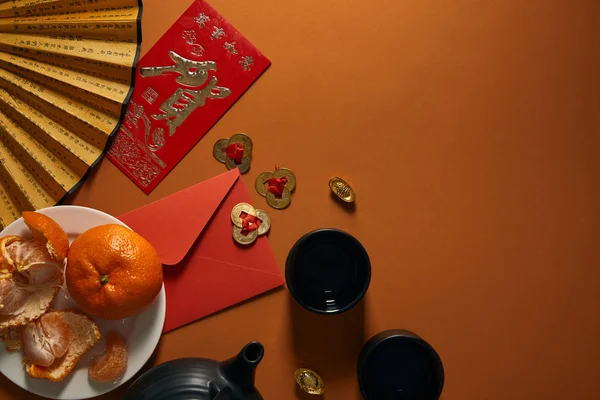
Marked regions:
[0,0,141,228]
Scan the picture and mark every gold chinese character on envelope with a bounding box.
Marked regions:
[108,0,271,194]
[140,52,231,135]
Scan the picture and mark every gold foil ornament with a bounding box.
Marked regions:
[150,76,230,136]
[294,368,324,395]
[140,52,215,87]
[329,176,356,203]
[213,133,253,174]
[230,203,271,245]
[255,168,296,210]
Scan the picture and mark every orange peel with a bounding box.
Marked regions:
[22,211,69,262]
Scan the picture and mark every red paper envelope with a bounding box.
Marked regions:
[118,169,283,332]
[108,0,270,193]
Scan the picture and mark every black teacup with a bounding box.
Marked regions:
[285,228,371,314]
[358,330,444,400]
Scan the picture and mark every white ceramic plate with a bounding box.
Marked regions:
[0,206,166,399]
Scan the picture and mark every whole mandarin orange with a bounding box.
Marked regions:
[66,224,163,320]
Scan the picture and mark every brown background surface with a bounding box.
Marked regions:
[1,0,599,398]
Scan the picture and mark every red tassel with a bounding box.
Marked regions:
[267,177,288,198]
[240,212,262,236]
[226,143,244,164]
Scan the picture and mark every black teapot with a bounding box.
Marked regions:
[125,342,265,400]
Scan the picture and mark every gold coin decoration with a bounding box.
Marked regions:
[230,203,271,245]
[294,368,324,395]
[328,176,356,203]
[232,226,258,245]
[226,155,251,174]
[230,203,255,228]
[255,167,296,210]
[228,133,253,157]
[212,138,229,163]
[273,168,297,192]
[255,209,271,236]
[266,187,291,210]
[255,172,273,197]
[213,133,253,174]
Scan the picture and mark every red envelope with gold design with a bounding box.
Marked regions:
[119,169,284,332]
[107,0,270,193]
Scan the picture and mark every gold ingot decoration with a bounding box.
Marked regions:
[230,203,271,245]
[294,368,324,395]
[255,167,296,210]
[329,176,356,203]
[0,0,142,229]
[213,133,253,174]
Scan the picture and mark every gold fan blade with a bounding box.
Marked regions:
[0,51,129,115]
[0,90,101,176]
[0,0,140,18]
[0,0,140,226]
[0,9,139,40]
[0,68,118,146]
[0,109,80,199]
[0,181,21,229]
[0,138,57,210]
[0,33,137,81]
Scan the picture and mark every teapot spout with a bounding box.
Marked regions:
[221,342,264,391]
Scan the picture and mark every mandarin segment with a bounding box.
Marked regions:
[40,313,71,358]
[0,277,29,315]
[66,224,163,320]
[24,310,101,381]
[88,330,128,382]
[21,311,71,367]
[22,211,69,262]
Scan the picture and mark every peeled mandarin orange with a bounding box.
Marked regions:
[0,236,63,286]
[66,224,163,320]
[22,211,69,262]
[88,330,128,382]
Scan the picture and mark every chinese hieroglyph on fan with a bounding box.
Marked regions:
[107,0,271,194]
[0,0,142,229]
